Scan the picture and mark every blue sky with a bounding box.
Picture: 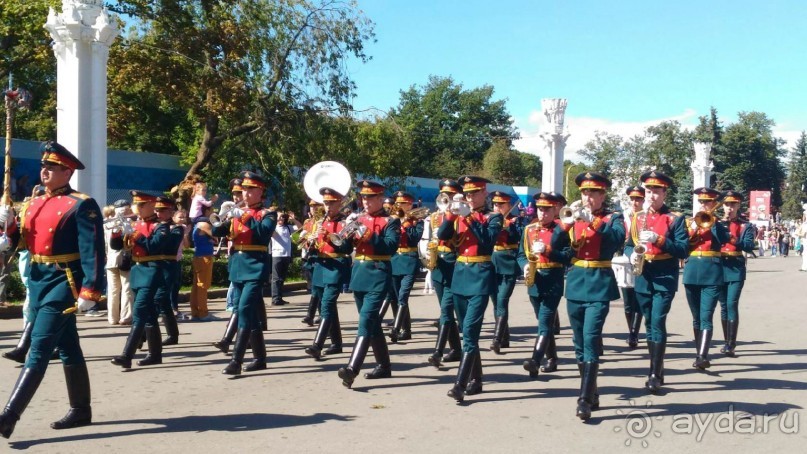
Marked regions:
[347,0,807,160]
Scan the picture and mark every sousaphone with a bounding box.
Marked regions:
[303,161,352,203]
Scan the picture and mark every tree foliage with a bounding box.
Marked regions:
[389,75,519,178]
[107,0,375,178]
[481,140,541,187]
[0,0,60,139]
[781,131,807,220]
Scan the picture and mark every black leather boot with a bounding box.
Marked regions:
[338,336,370,388]
[161,310,179,346]
[0,368,46,439]
[2,322,33,364]
[213,312,238,354]
[724,320,738,357]
[501,316,510,348]
[693,327,701,354]
[51,363,92,430]
[111,323,146,368]
[523,335,551,378]
[693,329,712,369]
[389,305,409,343]
[244,330,267,372]
[325,311,343,355]
[576,362,598,421]
[305,317,332,360]
[428,322,450,368]
[490,316,503,354]
[399,309,412,341]
[447,351,475,403]
[719,319,728,353]
[465,352,483,395]
[645,341,665,394]
[259,299,268,331]
[137,324,163,366]
[442,322,462,363]
[365,336,392,379]
[628,311,642,349]
[624,310,634,345]
[553,312,561,335]
[301,294,320,326]
[222,329,250,375]
[541,335,558,373]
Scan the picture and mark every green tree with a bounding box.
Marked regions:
[390,75,519,178]
[781,131,807,220]
[482,140,539,186]
[107,0,375,178]
[1,0,60,139]
[716,112,786,207]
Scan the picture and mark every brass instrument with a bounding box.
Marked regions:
[328,218,366,247]
[300,160,353,248]
[559,200,591,225]
[692,200,724,230]
[436,193,451,213]
[296,205,325,249]
[524,238,542,287]
[631,210,648,276]
[210,201,240,227]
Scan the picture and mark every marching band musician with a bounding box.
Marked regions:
[154,196,183,346]
[338,180,401,388]
[379,198,399,328]
[213,179,247,353]
[717,190,756,357]
[489,191,522,354]
[111,190,169,369]
[304,188,353,359]
[621,186,646,349]
[211,171,278,376]
[426,179,463,368]
[389,191,424,342]
[683,187,729,370]
[438,176,503,403]
[0,142,104,438]
[300,199,321,326]
[563,172,624,421]
[625,171,689,394]
[518,192,572,378]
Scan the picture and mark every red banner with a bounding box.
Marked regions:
[748,190,771,223]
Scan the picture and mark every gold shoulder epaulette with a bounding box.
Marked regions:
[70,192,91,200]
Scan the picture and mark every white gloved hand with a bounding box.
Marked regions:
[523,264,531,278]
[639,230,659,244]
[77,297,95,313]
[576,209,593,223]
[689,220,698,231]
[121,221,134,236]
[455,203,471,217]
[355,224,368,239]
[0,205,14,226]
[0,233,10,253]
[629,252,640,267]
[532,241,546,254]
[230,207,245,219]
[346,212,359,224]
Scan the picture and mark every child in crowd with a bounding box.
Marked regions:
[189,182,219,224]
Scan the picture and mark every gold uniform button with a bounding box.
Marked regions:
[57,211,62,216]
[45,245,50,250]
[49,228,53,232]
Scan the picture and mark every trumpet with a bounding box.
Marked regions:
[559,200,591,224]
[436,193,451,213]
[103,213,136,232]
[692,200,724,230]
[328,217,366,247]
[448,193,471,216]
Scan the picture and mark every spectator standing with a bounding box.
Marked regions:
[190,207,216,321]
[171,208,191,318]
[105,200,134,325]
[270,211,301,306]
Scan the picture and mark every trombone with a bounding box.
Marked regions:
[692,200,724,230]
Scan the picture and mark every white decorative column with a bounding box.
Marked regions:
[539,98,569,194]
[44,0,119,204]
[691,142,714,209]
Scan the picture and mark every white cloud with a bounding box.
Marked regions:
[514,108,805,162]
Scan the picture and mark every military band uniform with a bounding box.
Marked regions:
[338,180,401,388]
[683,187,730,370]
[426,179,463,368]
[154,197,183,346]
[620,185,646,349]
[389,191,424,342]
[305,188,354,360]
[300,202,321,326]
[518,192,572,378]
[0,142,105,438]
[438,176,503,402]
[564,172,625,420]
[626,172,689,394]
[111,191,169,369]
[717,191,756,357]
[211,172,278,375]
[489,191,522,354]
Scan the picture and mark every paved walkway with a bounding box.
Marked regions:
[0,255,805,452]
